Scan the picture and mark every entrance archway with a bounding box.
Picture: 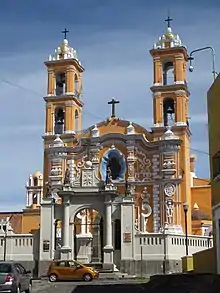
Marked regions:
[73,208,104,264]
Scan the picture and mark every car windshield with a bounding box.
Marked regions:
[0,264,12,273]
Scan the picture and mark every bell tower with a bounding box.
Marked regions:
[150,18,192,233]
[43,29,85,195]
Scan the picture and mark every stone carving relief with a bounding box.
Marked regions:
[162,152,176,177]
[166,198,174,225]
[134,148,152,182]
[140,187,152,232]
[164,183,176,197]
[127,144,136,181]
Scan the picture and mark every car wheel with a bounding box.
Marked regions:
[83,273,92,282]
[25,282,32,293]
[49,274,58,282]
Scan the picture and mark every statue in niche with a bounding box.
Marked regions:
[166,199,174,224]
[64,167,70,185]
[106,157,121,180]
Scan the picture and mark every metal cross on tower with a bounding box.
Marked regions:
[62,28,69,39]
[108,98,120,118]
[165,15,173,28]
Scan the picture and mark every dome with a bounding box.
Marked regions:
[32,171,42,178]
[192,209,211,221]
[49,38,80,63]
[153,26,183,49]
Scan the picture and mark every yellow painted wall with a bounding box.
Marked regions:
[193,248,216,274]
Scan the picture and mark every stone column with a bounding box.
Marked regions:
[105,202,112,247]
[103,195,114,270]
[60,195,71,259]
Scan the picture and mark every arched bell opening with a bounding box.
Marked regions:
[54,108,65,134]
[163,98,175,126]
[163,61,174,85]
[55,72,66,95]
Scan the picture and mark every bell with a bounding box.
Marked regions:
[166,106,174,114]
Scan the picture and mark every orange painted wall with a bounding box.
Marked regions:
[21,211,40,234]
[191,186,211,218]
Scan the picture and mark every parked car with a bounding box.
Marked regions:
[0,261,32,293]
[47,260,99,282]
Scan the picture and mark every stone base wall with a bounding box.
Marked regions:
[38,261,52,278]
[120,259,182,277]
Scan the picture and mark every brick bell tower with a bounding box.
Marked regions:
[42,29,85,196]
[150,17,192,233]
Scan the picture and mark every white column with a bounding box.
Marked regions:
[37,192,40,206]
[63,201,70,248]
[26,191,29,207]
[29,192,33,207]
[105,203,113,247]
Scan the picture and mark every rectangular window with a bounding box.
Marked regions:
[212,151,220,179]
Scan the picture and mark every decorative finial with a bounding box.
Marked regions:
[62,28,69,39]
[165,11,173,28]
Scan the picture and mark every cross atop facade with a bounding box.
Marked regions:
[81,138,92,160]
[62,28,69,39]
[165,15,173,28]
[108,98,120,118]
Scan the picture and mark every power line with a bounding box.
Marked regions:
[0,76,210,157]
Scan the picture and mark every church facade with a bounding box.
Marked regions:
[38,22,213,275]
[0,21,213,277]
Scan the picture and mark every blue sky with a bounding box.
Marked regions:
[0,0,219,211]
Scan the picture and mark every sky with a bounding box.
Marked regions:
[0,0,219,211]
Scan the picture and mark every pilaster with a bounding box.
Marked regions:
[66,66,75,94]
[47,69,55,95]
[45,103,53,135]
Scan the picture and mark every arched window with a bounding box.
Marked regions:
[100,148,126,182]
[54,108,65,134]
[75,110,79,133]
[114,219,121,250]
[33,193,38,205]
[33,177,38,186]
[163,61,174,85]
[55,72,66,95]
[74,74,78,95]
[163,98,175,126]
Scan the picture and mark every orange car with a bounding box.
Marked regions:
[47,260,99,282]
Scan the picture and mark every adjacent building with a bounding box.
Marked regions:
[207,74,220,273]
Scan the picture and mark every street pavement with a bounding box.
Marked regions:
[32,279,148,293]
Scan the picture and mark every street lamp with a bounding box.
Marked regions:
[188,46,217,81]
[162,222,168,274]
[183,202,189,256]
